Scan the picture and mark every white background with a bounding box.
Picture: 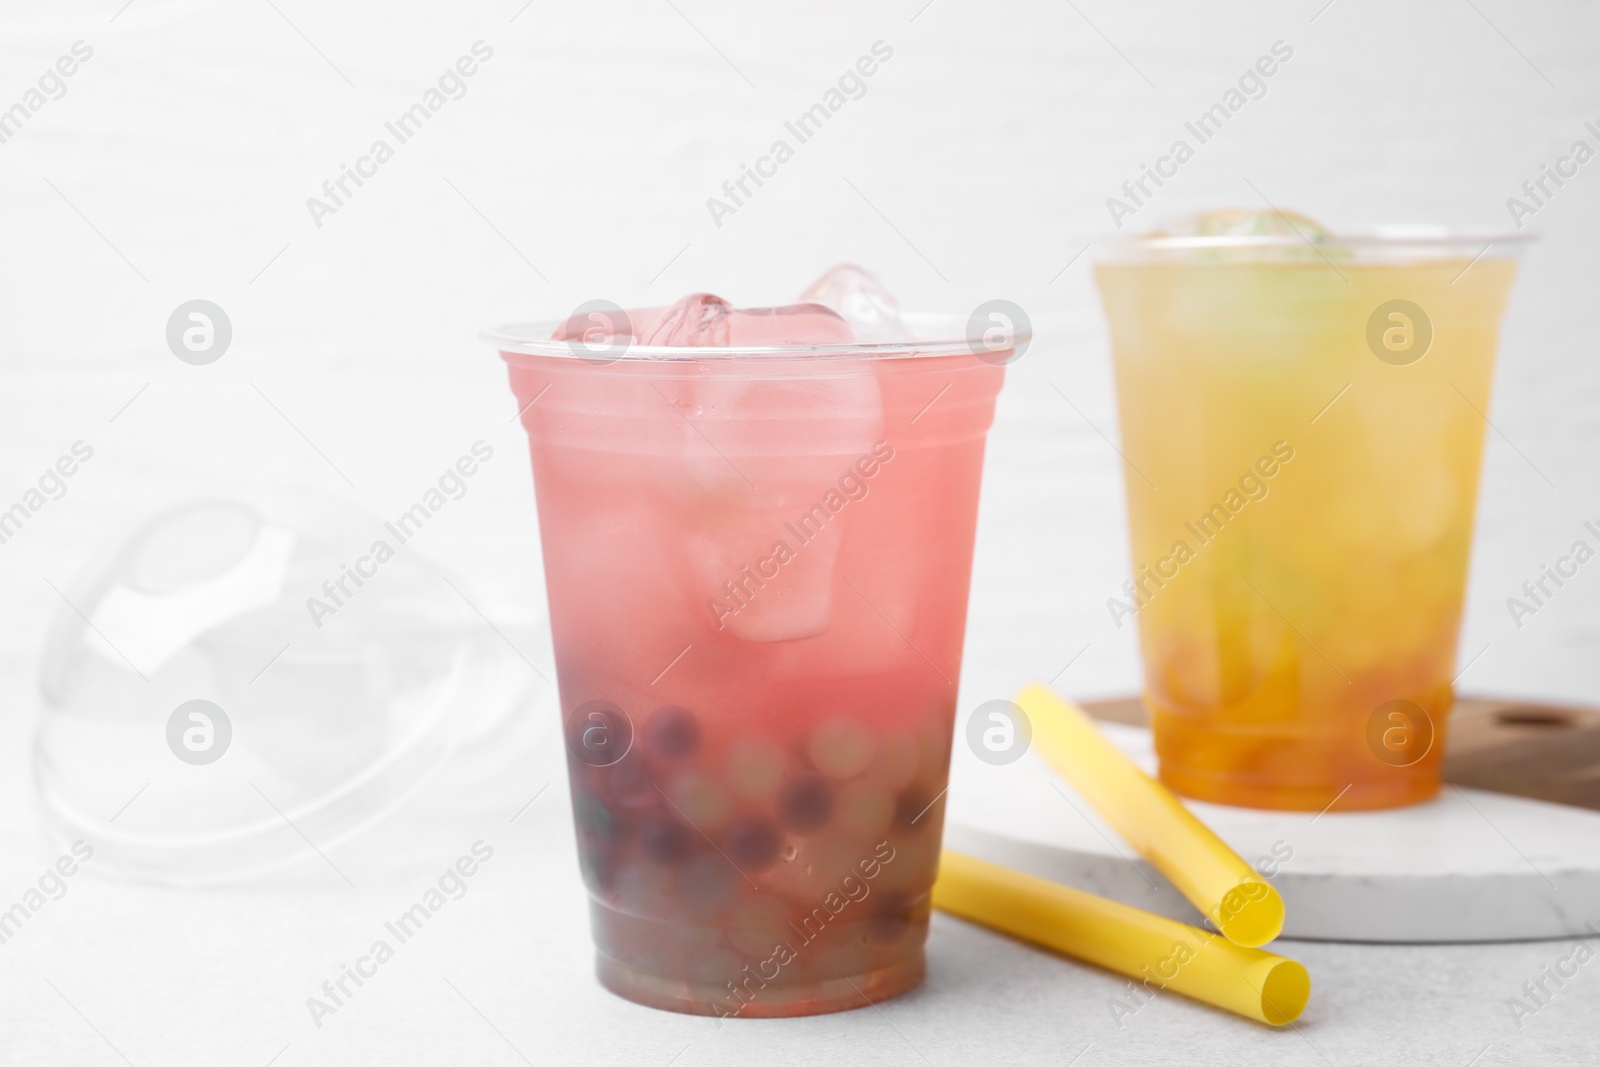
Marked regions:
[2,1,1598,1064]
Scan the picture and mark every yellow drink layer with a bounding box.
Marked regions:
[1097,253,1518,810]
[933,851,1310,1026]
[1016,684,1284,946]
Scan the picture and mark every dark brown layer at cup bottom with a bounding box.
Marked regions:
[595,949,926,1018]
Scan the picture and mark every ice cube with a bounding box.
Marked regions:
[645,289,882,505]
[1149,209,1344,262]
[642,292,856,347]
[685,509,843,643]
[643,293,733,346]
[1153,208,1331,240]
[555,289,882,647]
[799,264,907,342]
[726,303,854,345]
[658,360,883,647]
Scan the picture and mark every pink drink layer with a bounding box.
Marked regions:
[504,288,1005,1016]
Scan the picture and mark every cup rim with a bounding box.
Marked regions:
[1100,226,1538,258]
[485,311,1028,363]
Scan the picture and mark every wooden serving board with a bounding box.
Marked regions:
[946,695,1600,943]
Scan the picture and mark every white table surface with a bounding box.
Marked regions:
[5,701,1599,1067]
[4,1,1600,1063]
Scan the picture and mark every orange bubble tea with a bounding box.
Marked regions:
[1096,212,1526,811]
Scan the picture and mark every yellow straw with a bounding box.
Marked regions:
[1015,683,1285,947]
[934,850,1310,1026]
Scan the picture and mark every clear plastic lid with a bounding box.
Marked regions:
[34,492,542,886]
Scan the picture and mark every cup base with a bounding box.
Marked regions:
[1157,761,1441,812]
[595,949,925,1018]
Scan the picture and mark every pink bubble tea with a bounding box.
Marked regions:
[490,276,1014,1016]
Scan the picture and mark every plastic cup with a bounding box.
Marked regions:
[487,316,1013,1015]
[1095,230,1529,811]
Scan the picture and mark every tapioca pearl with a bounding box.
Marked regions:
[868,910,911,946]
[892,785,942,831]
[678,854,742,921]
[640,815,695,866]
[808,715,877,779]
[729,895,792,957]
[574,793,628,842]
[601,755,657,810]
[836,780,893,840]
[726,735,788,800]
[645,705,701,761]
[612,860,679,916]
[777,775,834,833]
[866,894,928,945]
[875,731,919,791]
[722,816,783,871]
[825,837,882,884]
[668,771,731,830]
